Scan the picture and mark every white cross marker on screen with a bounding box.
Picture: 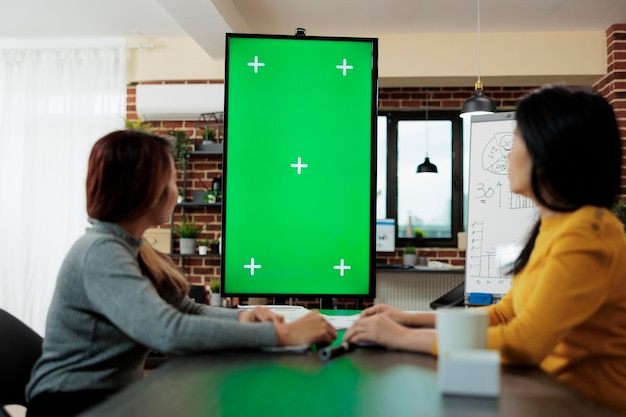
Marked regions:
[244,258,262,276]
[290,156,309,175]
[333,259,352,277]
[336,58,354,76]
[247,56,265,73]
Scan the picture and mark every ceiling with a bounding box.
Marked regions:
[1,0,626,60]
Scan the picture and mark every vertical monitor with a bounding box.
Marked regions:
[222,33,378,297]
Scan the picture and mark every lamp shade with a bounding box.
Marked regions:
[417,157,438,173]
[460,83,496,119]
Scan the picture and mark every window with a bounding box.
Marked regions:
[378,111,463,247]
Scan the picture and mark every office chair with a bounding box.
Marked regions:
[429,282,466,309]
[0,309,43,417]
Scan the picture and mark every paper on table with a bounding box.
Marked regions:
[270,310,360,329]
[237,305,363,329]
[321,313,361,330]
[261,314,363,354]
[237,305,310,323]
[255,310,371,353]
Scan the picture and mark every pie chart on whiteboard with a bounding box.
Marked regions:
[482,132,514,175]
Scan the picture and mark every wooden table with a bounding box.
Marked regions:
[79,346,618,417]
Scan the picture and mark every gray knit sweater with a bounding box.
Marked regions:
[26,219,276,400]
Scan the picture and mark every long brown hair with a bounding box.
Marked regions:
[86,130,188,300]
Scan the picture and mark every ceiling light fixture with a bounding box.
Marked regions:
[417,90,438,174]
[460,0,496,119]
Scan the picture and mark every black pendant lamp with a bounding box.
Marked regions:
[417,90,438,174]
[461,80,496,118]
[417,157,438,173]
[460,0,496,119]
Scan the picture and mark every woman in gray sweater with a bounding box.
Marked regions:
[25,130,337,417]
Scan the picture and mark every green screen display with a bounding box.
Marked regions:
[223,34,377,297]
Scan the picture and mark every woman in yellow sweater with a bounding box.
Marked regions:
[345,84,626,415]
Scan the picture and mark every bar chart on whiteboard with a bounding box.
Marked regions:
[465,112,538,303]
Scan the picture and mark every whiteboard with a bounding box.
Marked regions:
[464,112,539,304]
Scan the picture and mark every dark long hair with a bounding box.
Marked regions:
[86,130,188,299]
[509,85,622,274]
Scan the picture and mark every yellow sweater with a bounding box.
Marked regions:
[486,206,626,415]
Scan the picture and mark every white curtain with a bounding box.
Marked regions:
[0,39,127,334]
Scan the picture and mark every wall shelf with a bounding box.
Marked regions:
[176,202,221,209]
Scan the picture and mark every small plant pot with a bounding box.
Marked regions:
[195,142,223,153]
[179,238,196,255]
[402,254,417,266]
[210,243,219,254]
[210,293,222,307]
[198,245,208,255]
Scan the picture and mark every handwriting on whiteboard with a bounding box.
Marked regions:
[465,114,539,300]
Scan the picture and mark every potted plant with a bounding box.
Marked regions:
[201,127,215,143]
[413,227,427,246]
[612,199,626,227]
[402,246,417,266]
[169,129,192,170]
[209,239,220,254]
[209,279,221,306]
[201,190,216,204]
[124,117,154,132]
[197,238,209,255]
[190,178,215,204]
[173,217,203,254]
[195,126,222,152]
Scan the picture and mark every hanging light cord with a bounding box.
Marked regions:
[425,92,430,156]
[476,0,481,83]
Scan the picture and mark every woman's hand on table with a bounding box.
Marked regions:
[238,306,285,324]
[360,304,435,328]
[344,313,435,353]
[360,304,410,325]
[274,311,337,346]
[344,313,408,348]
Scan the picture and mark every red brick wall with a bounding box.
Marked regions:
[378,86,535,112]
[596,24,626,198]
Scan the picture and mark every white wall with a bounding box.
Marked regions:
[127,31,607,87]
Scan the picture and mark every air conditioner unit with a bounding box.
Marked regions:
[135,83,224,121]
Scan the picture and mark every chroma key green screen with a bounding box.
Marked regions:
[222,33,378,297]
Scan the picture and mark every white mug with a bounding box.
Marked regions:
[436,308,488,355]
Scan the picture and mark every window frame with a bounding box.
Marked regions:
[381,110,464,248]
